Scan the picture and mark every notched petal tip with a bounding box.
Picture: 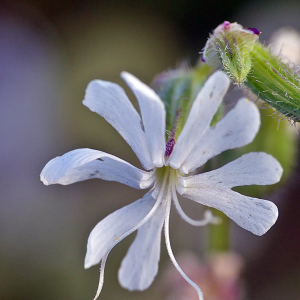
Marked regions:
[238,96,260,114]
[84,246,94,269]
[84,235,94,269]
[120,71,155,98]
[213,70,231,86]
[82,79,108,111]
[175,182,185,195]
[253,201,279,236]
[120,71,130,80]
[261,152,284,184]
[232,198,279,236]
[84,263,90,269]
[40,166,49,185]
[274,159,284,181]
[84,259,91,269]
[40,174,49,186]
[40,157,61,186]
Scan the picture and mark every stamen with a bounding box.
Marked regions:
[165,138,175,157]
[91,169,171,300]
[247,27,261,35]
[164,196,204,300]
[171,182,221,226]
[92,254,108,300]
[165,109,181,157]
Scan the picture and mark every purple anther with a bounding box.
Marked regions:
[201,57,206,63]
[165,138,175,157]
[247,28,261,35]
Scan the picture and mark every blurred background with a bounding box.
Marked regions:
[1,0,300,299]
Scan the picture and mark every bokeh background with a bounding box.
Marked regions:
[1,0,300,299]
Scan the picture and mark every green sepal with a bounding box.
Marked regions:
[203,22,258,84]
[204,21,300,122]
[207,209,230,252]
[152,63,214,138]
[234,104,298,197]
[246,43,300,122]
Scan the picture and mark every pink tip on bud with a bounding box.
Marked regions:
[222,21,231,30]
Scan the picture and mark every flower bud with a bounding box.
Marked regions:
[203,21,259,84]
[204,21,300,124]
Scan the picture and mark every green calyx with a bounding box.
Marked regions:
[204,21,300,123]
[152,63,214,138]
[246,43,300,122]
[203,21,258,84]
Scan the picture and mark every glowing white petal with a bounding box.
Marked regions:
[40,69,283,300]
[83,80,153,170]
[180,98,260,174]
[40,148,154,189]
[118,201,165,291]
[121,72,166,167]
[169,71,230,170]
[171,181,220,226]
[181,152,283,189]
[84,191,156,269]
[177,185,278,236]
[89,180,170,300]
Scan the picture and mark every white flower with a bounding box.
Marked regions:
[40,71,282,300]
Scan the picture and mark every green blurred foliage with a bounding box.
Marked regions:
[235,105,298,197]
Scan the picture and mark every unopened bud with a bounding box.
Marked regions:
[203,21,259,84]
[204,21,300,124]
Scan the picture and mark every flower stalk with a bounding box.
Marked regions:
[207,209,230,252]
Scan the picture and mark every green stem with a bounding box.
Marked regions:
[246,43,300,122]
[207,209,229,252]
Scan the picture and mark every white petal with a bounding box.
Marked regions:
[177,184,278,236]
[179,98,260,174]
[169,71,230,170]
[40,148,154,189]
[84,191,156,269]
[118,201,165,291]
[121,72,166,167]
[181,152,283,189]
[83,79,153,170]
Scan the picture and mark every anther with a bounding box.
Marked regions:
[165,138,175,157]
